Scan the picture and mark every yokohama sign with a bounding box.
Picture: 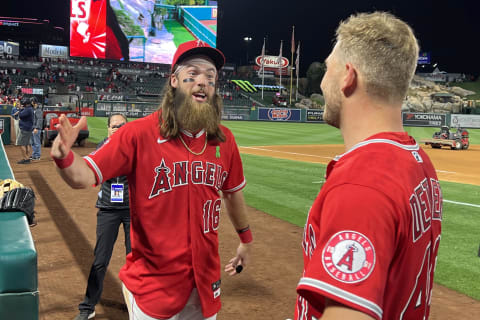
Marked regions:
[255,55,289,68]
[402,112,446,127]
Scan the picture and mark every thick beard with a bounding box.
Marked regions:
[174,88,219,134]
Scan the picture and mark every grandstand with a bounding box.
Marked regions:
[0,49,292,114]
[0,8,293,118]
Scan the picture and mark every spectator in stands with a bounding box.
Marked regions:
[11,99,21,145]
[30,98,43,161]
[17,98,34,164]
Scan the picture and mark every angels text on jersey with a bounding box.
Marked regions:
[149,159,228,199]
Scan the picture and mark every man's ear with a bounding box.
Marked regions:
[341,63,357,97]
[171,73,178,88]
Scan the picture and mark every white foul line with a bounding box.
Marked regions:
[241,147,459,175]
[444,199,480,208]
[241,146,479,207]
[240,146,333,160]
[437,169,457,174]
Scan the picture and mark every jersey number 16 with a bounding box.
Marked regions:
[203,198,221,233]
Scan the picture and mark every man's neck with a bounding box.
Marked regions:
[340,97,404,151]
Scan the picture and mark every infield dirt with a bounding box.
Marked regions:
[5,143,480,320]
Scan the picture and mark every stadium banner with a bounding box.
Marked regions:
[0,59,41,69]
[20,88,44,95]
[94,109,154,118]
[0,41,19,56]
[418,52,430,65]
[97,94,124,101]
[306,109,324,123]
[50,63,149,75]
[450,114,480,129]
[258,107,301,122]
[80,107,95,116]
[39,44,69,59]
[253,65,288,76]
[255,55,289,69]
[221,107,251,121]
[221,114,250,121]
[402,112,446,127]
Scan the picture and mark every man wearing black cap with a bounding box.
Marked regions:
[17,98,34,164]
[50,40,252,320]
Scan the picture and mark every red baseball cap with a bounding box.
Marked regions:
[171,40,225,73]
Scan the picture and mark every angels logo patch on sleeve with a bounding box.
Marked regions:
[322,231,375,283]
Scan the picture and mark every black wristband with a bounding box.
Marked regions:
[237,225,250,234]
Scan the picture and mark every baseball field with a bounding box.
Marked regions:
[7,118,480,319]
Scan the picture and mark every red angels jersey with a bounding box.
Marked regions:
[84,111,245,318]
[295,132,443,320]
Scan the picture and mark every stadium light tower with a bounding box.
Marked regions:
[244,36,252,64]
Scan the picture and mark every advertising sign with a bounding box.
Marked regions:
[418,52,431,65]
[402,112,446,127]
[0,41,19,56]
[40,44,69,59]
[21,88,44,95]
[306,110,324,123]
[258,107,301,122]
[450,114,480,129]
[0,20,20,27]
[255,55,289,69]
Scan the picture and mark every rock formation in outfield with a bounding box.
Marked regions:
[294,75,476,113]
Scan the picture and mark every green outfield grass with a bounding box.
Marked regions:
[164,20,196,47]
[86,118,480,300]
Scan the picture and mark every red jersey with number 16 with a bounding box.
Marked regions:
[84,111,245,318]
[295,132,442,320]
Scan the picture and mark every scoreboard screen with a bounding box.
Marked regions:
[70,0,218,64]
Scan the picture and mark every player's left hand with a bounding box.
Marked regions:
[224,242,252,276]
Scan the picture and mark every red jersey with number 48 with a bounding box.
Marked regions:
[84,111,245,318]
[295,132,442,320]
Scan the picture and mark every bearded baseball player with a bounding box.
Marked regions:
[51,40,252,320]
[294,12,442,320]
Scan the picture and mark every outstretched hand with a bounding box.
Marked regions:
[51,115,87,159]
[224,242,252,276]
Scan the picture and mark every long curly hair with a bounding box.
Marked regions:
[158,82,225,142]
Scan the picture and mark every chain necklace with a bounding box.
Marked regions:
[179,133,208,156]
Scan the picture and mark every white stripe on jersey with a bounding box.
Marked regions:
[334,139,420,161]
[222,178,246,193]
[83,156,103,184]
[298,277,383,319]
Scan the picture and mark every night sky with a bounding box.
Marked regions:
[3,0,480,76]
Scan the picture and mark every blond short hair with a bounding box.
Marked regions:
[335,12,419,102]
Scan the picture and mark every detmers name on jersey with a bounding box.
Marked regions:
[409,177,442,242]
[149,158,228,199]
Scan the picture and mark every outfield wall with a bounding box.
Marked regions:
[76,101,480,129]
